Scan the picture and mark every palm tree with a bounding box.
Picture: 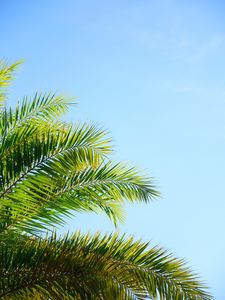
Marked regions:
[0,60,211,299]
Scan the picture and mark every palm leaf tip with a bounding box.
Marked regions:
[17,92,77,121]
[0,60,23,107]
[99,162,160,202]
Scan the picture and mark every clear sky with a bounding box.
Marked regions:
[1,1,225,298]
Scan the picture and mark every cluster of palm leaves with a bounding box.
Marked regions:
[0,60,211,299]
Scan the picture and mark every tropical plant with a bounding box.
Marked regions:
[0,60,211,299]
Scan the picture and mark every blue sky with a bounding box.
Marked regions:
[1,1,225,298]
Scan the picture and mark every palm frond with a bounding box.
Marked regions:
[0,60,22,107]
[0,232,211,300]
[1,161,158,233]
[0,122,111,194]
[0,92,75,137]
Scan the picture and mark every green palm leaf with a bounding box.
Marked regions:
[0,232,211,300]
[1,160,158,233]
[0,60,21,107]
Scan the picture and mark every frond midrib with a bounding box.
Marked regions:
[0,144,106,198]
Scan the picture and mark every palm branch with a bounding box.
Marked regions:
[0,232,211,300]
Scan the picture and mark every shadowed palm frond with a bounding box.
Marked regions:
[0,232,211,300]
